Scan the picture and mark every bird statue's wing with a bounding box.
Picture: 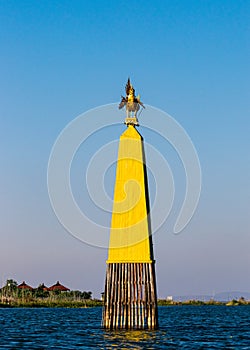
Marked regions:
[136,95,145,109]
[138,100,145,109]
[119,96,127,109]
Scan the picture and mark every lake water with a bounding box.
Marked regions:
[0,306,249,349]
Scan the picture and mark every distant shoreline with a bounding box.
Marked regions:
[158,299,250,306]
[0,299,103,308]
[1,298,249,308]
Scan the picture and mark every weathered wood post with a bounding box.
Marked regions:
[102,79,158,329]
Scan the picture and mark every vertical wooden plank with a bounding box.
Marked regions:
[149,263,157,329]
[110,264,114,329]
[104,264,111,328]
[112,263,117,329]
[120,263,124,328]
[131,263,134,328]
[147,263,152,329]
[138,263,142,329]
[116,264,121,329]
[107,264,112,328]
[105,264,111,328]
[136,263,139,328]
[127,263,131,328]
[141,263,144,329]
[141,263,145,329]
[115,263,118,329]
[124,263,128,328]
[133,263,137,328]
[132,263,135,328]
[153,263,158,329]
[139,263,142,329]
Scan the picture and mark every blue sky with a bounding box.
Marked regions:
[1,0,249,298]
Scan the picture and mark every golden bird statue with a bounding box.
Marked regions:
[119,78,145,116]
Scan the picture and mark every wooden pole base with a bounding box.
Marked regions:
[102,262,158,329]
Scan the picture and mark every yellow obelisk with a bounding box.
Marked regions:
[107,124,153,263]
[102,79,158,329]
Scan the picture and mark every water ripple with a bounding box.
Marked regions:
[0,306,249,349]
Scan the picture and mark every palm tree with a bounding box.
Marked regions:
[1,279,18,303]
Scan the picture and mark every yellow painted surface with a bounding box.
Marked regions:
[107,125,153,263]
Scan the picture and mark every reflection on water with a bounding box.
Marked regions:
[104,329,158,349]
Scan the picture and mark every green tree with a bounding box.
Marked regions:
[1,279,18,301]
[33,284,49,298]
[82,291,92,300]
[5,279,18,291]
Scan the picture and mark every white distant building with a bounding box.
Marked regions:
[166,296,173,301]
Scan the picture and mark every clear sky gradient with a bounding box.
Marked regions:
[1,0,249,298]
